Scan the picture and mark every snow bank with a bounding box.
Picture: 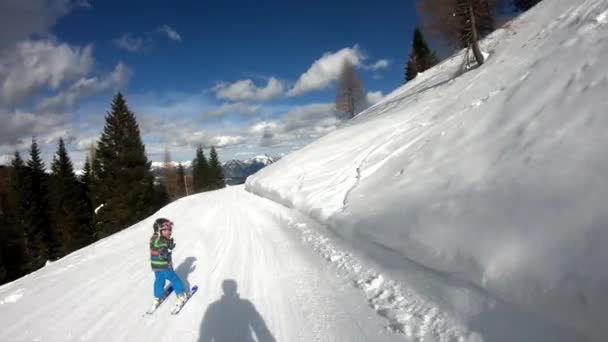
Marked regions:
[246,0,608,340]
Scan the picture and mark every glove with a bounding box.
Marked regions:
[168,238,176,250]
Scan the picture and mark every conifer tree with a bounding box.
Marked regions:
[49,138,90,256]
[192,146,209,193]
[405,27,439,82]
[0,181,25,282]
[25,138,52,263]
[93,93,154,237]
[176,163,187,197]
[6,152,32,273]
[208,146,226,190]
[79,157,95,245]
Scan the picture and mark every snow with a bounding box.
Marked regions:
[150,160,193,169]
[2,0,608,341]
[0,187,420,341]
[246,0,608,340]
[249,154,275,165]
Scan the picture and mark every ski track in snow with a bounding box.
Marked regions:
[286,220,479,342]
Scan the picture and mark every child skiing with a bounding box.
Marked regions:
[149,217,188,313]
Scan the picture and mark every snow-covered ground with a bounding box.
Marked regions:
[2,0,607,341]
[0,187,424,342]
[247,0,608,340]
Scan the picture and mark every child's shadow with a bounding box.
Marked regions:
[174,256,197,290]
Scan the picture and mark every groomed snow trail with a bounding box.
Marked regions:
[0,186,471,342]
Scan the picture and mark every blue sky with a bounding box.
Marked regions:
[0,0,419,167]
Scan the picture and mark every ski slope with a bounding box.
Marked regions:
[1,186,474,342]
[2,0,608,340]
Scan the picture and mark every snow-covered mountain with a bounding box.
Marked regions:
[223,155,277,185]
[149,156,275,184]
[2,1,607,341]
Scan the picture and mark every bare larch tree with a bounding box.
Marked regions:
[335,59,366,120]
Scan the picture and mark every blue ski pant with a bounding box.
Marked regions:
[154,269,185,298]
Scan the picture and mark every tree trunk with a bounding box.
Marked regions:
[468,1,485,65]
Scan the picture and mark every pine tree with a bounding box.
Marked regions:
[79,157,95,245]
[152,181,170,211]
[25,138,52,263]
[405,28,439,82]
[208,146,226,190]
[335,59,366,120]
[0,164,25,283]
[192,146,209,193]
[49,138,90,257]
[6,152,32,273]
[93,93,154,237]
[176,163,187,197]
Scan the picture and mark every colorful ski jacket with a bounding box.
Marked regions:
[150,233,174,271]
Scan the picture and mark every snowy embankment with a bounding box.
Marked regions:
[246,0,608,340]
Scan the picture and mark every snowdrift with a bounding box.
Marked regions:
[246,0,608,339]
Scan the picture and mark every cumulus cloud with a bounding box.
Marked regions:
[211,135,246,147]
[248,103,338,147]
[287,46,365,96]
[213,77,284,102]
[366,91,384,105]
[114,24,182,52]
[0,40,94,106]
[0,109,70,146]
[0,0,75,52]
[37,62,132,111]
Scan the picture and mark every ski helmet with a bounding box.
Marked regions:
[153,218,172,233]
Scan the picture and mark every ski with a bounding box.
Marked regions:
[170,285,198,315]
[145,285,173,315]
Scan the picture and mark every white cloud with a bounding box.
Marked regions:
[37,63,131,111]
[114,24,182,52]
[204,102,261,119]
[213,77,284,101]
[157,25,182,42]
[76,136,98,151]
[249,121,279,135]
[366,91,384,105]
[287,45,365,96]
[364,59,390,70]
[114,33,145,52]
[76,0,92,9]
[0,40,94,105]
[211,135,246,147]
[0,109,69,146]
[0,0,74,52]
[248,103,338,147]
